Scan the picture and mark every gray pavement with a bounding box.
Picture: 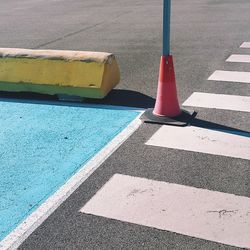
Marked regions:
[0,0,250,249]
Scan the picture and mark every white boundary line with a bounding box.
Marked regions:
[0,112,142,250]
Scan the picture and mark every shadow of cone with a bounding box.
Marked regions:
[141,55,196,126]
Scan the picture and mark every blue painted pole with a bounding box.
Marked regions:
[142,0,195,124]
[163,0,171,56]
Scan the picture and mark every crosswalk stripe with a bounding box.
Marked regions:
[226,54,250,63]
[182,92,250,112]
[208,70,250,83]
[240,42,250,48]
[81,174,250,249]
[146,125,250,160]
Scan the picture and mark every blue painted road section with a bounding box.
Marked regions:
[0,99,139,240]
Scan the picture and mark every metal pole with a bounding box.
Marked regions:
[163,0,171,56]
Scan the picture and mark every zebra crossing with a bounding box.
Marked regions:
[208,70,250,83]
[240,42,250,48]
[226,54,250,63]
[82,174,250,249]
[146,125,250,160]
[81,42,250,249]
[183,92,250,113]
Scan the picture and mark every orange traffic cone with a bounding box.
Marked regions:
[142,55,196,126]
[153,55,181,117]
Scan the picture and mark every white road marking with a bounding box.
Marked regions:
[182,92,250,112]
[240,42,250,48]
[146,125,250,160]
[81,174,250,249]
[208,70,250,83]
[0,111,142,250]
[226,54,250,63]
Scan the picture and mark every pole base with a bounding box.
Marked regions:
[141,108,197,126]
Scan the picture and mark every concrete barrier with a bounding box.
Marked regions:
[0,48,120,98]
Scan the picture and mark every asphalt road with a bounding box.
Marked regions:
[0,0,250,249]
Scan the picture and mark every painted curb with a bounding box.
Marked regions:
[0,48,120,99]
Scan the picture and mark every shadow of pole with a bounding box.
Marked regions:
[190,118,250,138]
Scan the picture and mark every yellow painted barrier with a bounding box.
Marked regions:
[0,48,120,98]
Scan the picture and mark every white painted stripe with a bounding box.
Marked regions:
[146,125,250,160]
[208,70,250,83]
[0,112,142,250]
[226,54,250,63]
[240,42,250,48]
[183,92,250,112]
[81,174,250,249]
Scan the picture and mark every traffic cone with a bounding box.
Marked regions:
[153,55,181,117]
[141,55,196,126]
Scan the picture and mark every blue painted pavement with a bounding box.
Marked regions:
[0,99,139,240]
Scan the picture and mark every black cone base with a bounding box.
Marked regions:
[141,108,197,126]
